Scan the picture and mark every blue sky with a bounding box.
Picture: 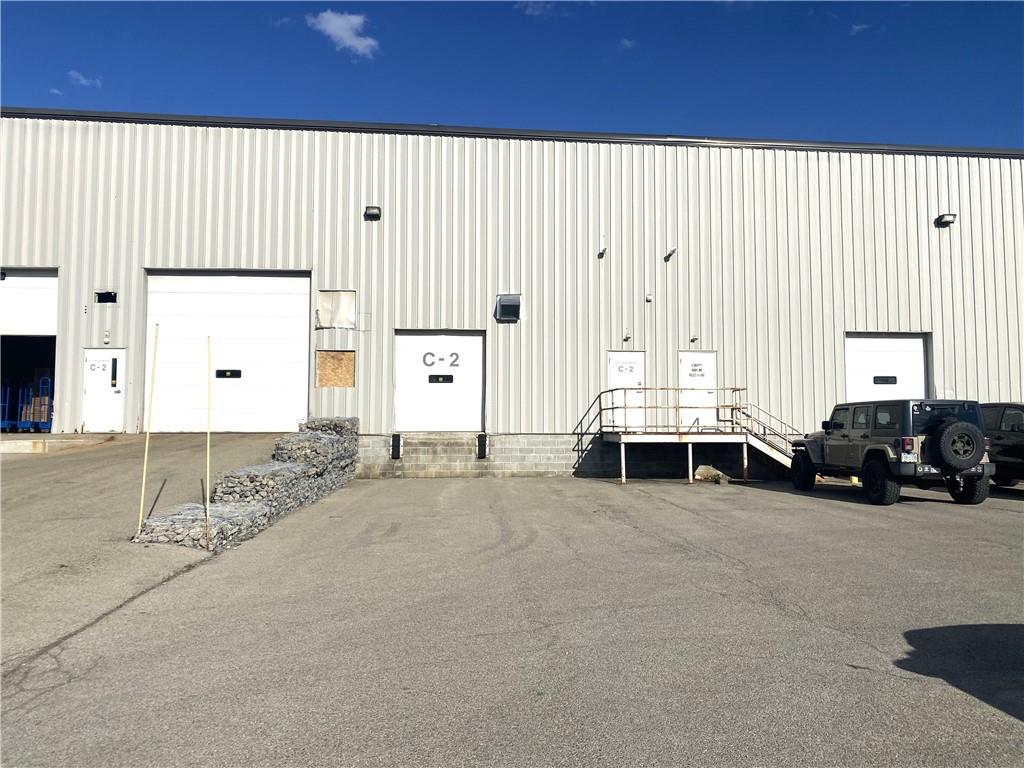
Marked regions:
[3,1,1022,148]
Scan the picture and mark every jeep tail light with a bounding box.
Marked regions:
[984,437,992,451]
[901,437,915,452]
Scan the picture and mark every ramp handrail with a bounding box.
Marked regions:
[597,386,747,434]
[596,386,799,458]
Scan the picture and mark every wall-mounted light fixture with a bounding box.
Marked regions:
[363,205,382,222]
[664,248,677,263]
[597,247,607,259]
[934,213,957,228]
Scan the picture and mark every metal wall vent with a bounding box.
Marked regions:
[494,294,521,323]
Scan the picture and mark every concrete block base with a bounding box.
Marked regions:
[357,433,788,480]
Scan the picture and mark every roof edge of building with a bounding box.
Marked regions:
[3,106,1022,159]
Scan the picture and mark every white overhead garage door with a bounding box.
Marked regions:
[0,270,57,335]
[394,331,485,431]
[145,274,310,432]
[845,334,927,402]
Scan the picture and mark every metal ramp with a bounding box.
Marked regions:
[592,387,801,484]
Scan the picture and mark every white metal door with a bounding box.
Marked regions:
[678,350,718,429]
[394,332,484,431]
[145,274,310,432]
[845,335,926,402]
[0,271,58,335]
[83,349,126,432]
[607,351,645,430]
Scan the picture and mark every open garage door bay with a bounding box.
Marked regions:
[145,274,310,432]
[1,270,58,432]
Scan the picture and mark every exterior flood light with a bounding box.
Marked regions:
[363,206,382,221]
[495,294,521,323]
[935,213,957,227]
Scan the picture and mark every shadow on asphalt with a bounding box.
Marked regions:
[894,624,1024,721]
[989,486,1024,506]
[741,480,939,507]
[747,479,1024,508]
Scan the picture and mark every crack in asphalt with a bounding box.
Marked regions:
[1,555,213,691]
[1,646,102,722]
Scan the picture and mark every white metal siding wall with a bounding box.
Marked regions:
[2,116,1022,434]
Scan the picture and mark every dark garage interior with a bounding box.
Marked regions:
[1,335,56,431]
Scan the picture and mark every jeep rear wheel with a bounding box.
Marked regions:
[791,452,816,491]
[946,476,990,505]
[862,459,900,506]
[934,420,985,472]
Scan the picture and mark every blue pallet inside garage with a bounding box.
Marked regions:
[33,377,53,432]
[16,385,34,430]
[0,384,12,431]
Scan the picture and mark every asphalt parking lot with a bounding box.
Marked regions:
[2,442,1022,767]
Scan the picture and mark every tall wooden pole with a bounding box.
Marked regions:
[205,335,212,550]
[136,324,159,538]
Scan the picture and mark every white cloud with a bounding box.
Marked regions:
[517,2,557,15]
[849,23,872,35]
[619,38,637,50]
[306,10,379,58]
[68,69,102,88]
[49,88,63,96]
[272,17,293,27]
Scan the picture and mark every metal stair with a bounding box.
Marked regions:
[745,431,794,469]
[732,403,799,468]
[591,387,802,482]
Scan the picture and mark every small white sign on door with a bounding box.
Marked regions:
[678,350,718,429]
[607,351,646,430]
[83,349,126,433]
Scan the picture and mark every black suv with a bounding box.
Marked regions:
[982,403,1024,487]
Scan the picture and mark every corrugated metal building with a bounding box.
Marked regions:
[1,109,1021,466]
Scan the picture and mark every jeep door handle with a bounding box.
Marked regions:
[860,433,870,438]
[840,433,849,438]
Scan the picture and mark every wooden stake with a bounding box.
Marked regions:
[136,324,159,538]
[205,335,212,550]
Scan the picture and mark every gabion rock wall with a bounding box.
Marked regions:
[135,418,358,551]
[136,502,273,550]
[299,416,359,439]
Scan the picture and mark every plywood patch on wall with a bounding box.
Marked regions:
[316,350,355,388]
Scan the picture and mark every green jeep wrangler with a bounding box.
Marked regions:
[791,400,995,505]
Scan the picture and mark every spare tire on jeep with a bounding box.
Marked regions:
[933,420,985,472]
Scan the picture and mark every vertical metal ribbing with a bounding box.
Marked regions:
[1,116,1021,435]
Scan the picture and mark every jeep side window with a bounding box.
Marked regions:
[1000,407,1024,432]
[831,408,850,430]
[853,406,871,432]
[874,405,900,432]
